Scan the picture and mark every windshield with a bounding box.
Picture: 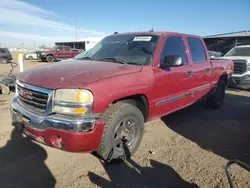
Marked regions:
[51,46,58,50]
[74,34,160,65]
[224,47,250,57]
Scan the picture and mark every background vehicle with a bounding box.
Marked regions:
[221,45,250,90]
[24,51,42,60]
[40,46,82,63]
[11,31,233,163]
[0,48,12,64]
[208,50,223,58]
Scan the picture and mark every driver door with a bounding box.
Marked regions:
[152,35,194,118]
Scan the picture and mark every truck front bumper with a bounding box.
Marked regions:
[10,96,105,152]
[228,72,250,90]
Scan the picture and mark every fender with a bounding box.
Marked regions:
[85,71,151,113]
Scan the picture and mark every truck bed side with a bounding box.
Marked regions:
[210,59,233,85]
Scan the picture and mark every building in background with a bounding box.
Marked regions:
[203,30,250,56]
[55,37,104,51]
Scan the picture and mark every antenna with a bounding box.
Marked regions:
[75,20,78,41]
[149,26,154,32]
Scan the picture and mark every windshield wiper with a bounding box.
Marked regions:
[97,57,128,64]
[76,56,95,61]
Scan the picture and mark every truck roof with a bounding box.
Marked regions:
[109,31,201,38]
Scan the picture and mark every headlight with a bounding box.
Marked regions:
[53,89,93,115]
[247,63,250,70]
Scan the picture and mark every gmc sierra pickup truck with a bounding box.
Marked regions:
[11,31,233,162]
[222,45,250,90]
[40,46,81,63]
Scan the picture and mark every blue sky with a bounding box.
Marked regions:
[0,0,249,47]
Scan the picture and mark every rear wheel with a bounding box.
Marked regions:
[97,102,144,163]
[206,79,226,109]
[46,55,54,63]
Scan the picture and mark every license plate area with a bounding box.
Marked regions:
[12,109,31,131]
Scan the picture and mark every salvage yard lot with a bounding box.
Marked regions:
[0,61,250,188]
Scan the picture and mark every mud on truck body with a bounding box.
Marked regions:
[11,31,233,162]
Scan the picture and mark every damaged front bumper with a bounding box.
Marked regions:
[11,96,105,152]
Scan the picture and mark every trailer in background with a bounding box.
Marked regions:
[55,37,104,51]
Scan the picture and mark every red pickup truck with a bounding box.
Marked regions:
[11,31,233,162]
[40,46,82,63]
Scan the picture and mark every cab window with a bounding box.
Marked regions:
[187,37,207,63]
[160,36,187,65]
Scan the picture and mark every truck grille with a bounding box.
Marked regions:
[233,60,247,74]
[17,84,49,112]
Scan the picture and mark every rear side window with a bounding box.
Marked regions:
[187,37,207,63]
[64,47,70,51]
[160,36,187,64]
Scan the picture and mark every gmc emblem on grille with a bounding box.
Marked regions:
[19,90,33,100]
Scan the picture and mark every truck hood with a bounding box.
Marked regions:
[18,60,143,89]
[220,56,250,61]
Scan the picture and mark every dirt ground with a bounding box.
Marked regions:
[0,60,250,188]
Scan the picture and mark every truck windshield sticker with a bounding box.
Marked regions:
[133,36,152,41]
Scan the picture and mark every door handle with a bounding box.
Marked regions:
[186,71,192,77]
[205,68,210,73]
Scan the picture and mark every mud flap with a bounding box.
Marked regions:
[106,140,129,163]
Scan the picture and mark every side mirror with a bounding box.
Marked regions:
[160,55,183,69]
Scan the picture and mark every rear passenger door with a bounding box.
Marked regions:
[186,37,213,100]
[153,35,194,118]
[63,46,72,58]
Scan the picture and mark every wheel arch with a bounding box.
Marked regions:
[111,94,150,122]
[219,74,229,86]
[46,54,54,58]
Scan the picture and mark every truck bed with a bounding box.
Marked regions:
[211,59,233,83]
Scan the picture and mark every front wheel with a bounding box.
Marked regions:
[0,58,8,64]
[28,56,33,60]
[97,102,144,163]
[0,84,10,95]
[206,79,226,109]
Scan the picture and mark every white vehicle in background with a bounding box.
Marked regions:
[208,51,222,58]
[222,45,250,90]
[24,51,40,60]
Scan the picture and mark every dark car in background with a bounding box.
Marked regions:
[0,48,13,64]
